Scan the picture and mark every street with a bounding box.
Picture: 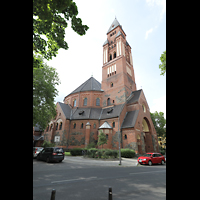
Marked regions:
[33,156,166,200]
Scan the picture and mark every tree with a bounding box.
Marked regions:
[97,130,107,149]
[159,50,166,76]
[33,56,60,130]
[33,0,89,62]
[150,111,166,138]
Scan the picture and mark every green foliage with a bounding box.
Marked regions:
[70,148,83,156]
[86,142,96,149]
[84,148,118,159]
[159,50,166,76]
[33,56,60,130]
[97,130,107,149]
[41,140,55,148]
[150,111,166,138]
[121,149,135,158]
[33,0,89,61]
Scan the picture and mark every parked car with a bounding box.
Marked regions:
[37,147,64,163]
[33,147,44,158]
[137,152,165,166]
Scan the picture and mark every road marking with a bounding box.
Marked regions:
[129,170,165,175]
[51,177,97,184]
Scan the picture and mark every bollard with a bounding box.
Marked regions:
[108,187,112,200]
[50,189,56,200]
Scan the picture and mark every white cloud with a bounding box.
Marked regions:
[146,0,166,21]
[145,28,153,39]
[150,95,166,118]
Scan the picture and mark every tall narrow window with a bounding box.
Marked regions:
[107,98,111,106]
[96,98,100,106]
[73,123,76,129]
[59,122,62,130]
[73,99,76,107]
[111,82,113,87]
[110,54,112,61]
[81,123,84,129]
[113,52,116,58]
[112,122,115,128]
[83,98,87,106]
[56,123,58,130]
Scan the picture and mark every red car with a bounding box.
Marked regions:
[137,153,165,166]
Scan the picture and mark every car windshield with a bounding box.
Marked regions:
[142,153,152,157]
[54,148,63,153]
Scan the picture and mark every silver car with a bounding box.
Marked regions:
[33,147,44,158]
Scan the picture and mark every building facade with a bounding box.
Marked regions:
[42,18,159,154]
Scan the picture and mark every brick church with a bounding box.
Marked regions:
[42,18,159,154]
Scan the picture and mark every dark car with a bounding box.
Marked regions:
[37,147,64,163]
[137,152,165,166]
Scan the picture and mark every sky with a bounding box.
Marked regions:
[46,0,166,118]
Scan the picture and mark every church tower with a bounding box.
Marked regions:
[101,18,137,107]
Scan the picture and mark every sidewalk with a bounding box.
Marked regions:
[64,156,139,167]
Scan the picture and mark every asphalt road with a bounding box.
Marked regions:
[33,156,166,200]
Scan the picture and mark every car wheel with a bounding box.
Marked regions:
[46,157,50,163]
[148,160,152,166]
[161,160,165,165]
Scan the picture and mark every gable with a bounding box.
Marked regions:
[58,102,71,119]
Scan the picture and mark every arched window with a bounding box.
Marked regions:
[113,52,116,58]
[59,122,62,130]
[96,98,100,106]
[112,122,115,128]
[73,99,76,107]
[83,98,87,106]
[107,98,111,106]
[81,123,84,129]
[124,134,127,139]
[56,123,58,130]
[111,82,113,87]
[93,123,96,129]
[142,104,146,112]
[73,123,76,129]
[110,54,112,61]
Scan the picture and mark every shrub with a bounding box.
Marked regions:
[41,140,55,148]
[121,149,135,158]
[70,148,83,156]
[112,150,118,158]
[86,142,96,149]
[87,148,98,158]
[105,149,113,156]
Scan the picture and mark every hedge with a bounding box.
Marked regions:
[121,149,135,158]
[70,148,83,156]
[69,148,135,158]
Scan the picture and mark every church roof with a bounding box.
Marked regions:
[103,39,109,46]
[58,102,72,119]
[99,121,112,129]
[121,110,139,129]
[126,89,142,105]
[115,30,124,39]
[107,18,125,35]
[67,77,102,96]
